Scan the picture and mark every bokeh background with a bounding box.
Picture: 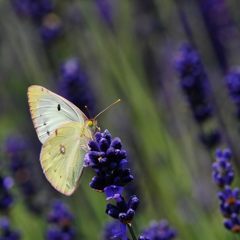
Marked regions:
[1,0,240,239]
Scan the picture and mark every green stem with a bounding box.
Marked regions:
[127,223,137,240]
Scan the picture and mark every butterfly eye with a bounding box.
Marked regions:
[87,120,94,127]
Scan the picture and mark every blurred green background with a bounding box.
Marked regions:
[1,0,240,239]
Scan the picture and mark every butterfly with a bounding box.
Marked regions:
[27,85,120,196]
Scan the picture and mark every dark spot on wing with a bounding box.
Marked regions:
[44,122,47,126]
[47,131,50,135]
[60,144,65,154]
[57,104,61,111]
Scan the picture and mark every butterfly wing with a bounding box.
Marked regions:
[40,122,92,196]
[27,85,88,144]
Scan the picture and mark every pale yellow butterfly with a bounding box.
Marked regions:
[27,85,120,196]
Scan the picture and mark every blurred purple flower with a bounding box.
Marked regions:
[138,220,177,240]
[197,0,237,71]
[224,213,240,233]
[199,129,221,149]
[11,0,53,23]
[218,186,240,218]
[0,217,21,240]
[40,13,62,44]
[58,58,95,116]
[175,43,221,149]
[102,221,127,240]
[11,0,62,44]
[175,43,212,123]
[226,68,240,119]
[0,176,14,211]
[46,201,75,240]
[95,0,113,27]
[5,136,36,197]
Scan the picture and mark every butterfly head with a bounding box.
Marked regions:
[86,99,121,133]
[87,119,98,132]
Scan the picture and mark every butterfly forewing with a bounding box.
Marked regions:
[40,122,92,196]
[27,85,88,144]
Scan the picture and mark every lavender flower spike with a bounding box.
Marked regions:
[138,220,177,240]
[224,213,240,233]
[46,201,75,240]
[84,130,139,238]
[84,130,133,192]
[197,0,237,71]
[95,0,113,27]
[0,176,14,211]
[175,43,212,123]
[102,221,128,240]
[0,217,21,240]
[226,68,240,119]
[213,148,240,233]
[175,43,221,149]
[212,148,234,187]
[11,0,53,23]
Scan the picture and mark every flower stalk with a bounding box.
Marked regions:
[127,223,137,240]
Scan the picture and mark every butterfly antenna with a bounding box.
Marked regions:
[94,99,121,120]
[84,105,91,118]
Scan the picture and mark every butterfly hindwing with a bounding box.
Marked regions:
[40,122,92,196]
[27,85,88,144]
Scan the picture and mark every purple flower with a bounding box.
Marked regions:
[84,130,133,191]
[175,43,221,149]
[4,136,36,197]
[11,0,53,23]
[226,68,240,119]
[224,213,240,233]
[199,129,221,149]
[218,187,240,217]
[212,148,240,233]
[226,69,240,104]
[0,176,14,211]
[197,0,237,71]
[106,195,139,224]
[212,149,234,187]
[40,13,62,44]
[58,58,95,116]
[102,221,128,240]
[139,220,177,240]
[175,43,212,123]
[0,217,21,240]
[104,185,124,201]
[46,201,75,240]
[11,0,62,44]
[84,129,139,232]
[95,0,113,27]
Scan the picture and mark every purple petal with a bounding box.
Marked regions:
[104,185,123,200]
